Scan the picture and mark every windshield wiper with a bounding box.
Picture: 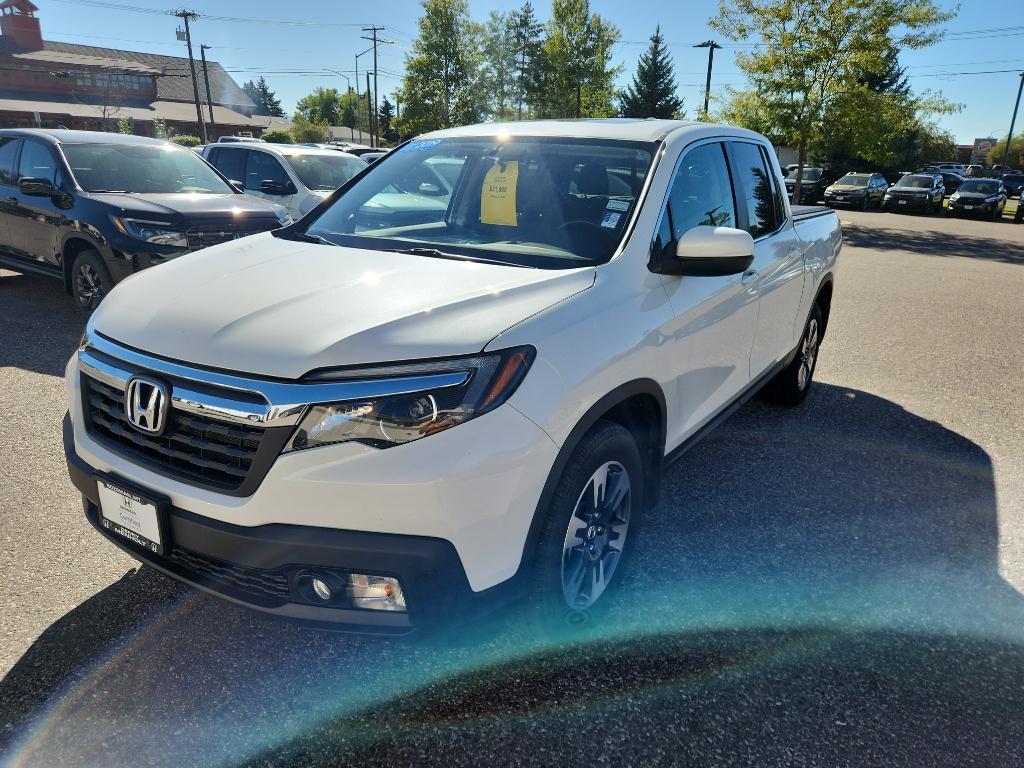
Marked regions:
[385,247,523,267]
[274,230,338,246]
[88,189,128,193]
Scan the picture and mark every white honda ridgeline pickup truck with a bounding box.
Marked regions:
[64,120,841,633]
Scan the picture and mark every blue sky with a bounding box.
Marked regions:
[39,0,1024,144]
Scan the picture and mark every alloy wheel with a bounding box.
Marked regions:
[797,318,819,391]
[76,263,104,310]
[561,461,631,610]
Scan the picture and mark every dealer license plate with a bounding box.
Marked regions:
[964,205,974,210]
[97,478,165,555]
[898,200,907,205]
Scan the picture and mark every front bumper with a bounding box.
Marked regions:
[824,192,867,206]
[882,196,931,211]
[65,415,522,632]
[948,201,998,217]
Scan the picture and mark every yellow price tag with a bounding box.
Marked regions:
[480,161,519,226]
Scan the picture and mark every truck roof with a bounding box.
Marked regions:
[421,118,707,143]
[0,128,171,147]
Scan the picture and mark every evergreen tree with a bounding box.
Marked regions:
[378,97,399,142]
[243,77,285,117]
[618,26,682,118]
[482,11,517,120]
[510,2,543,120]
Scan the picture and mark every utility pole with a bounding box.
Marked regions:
[174,9,207,143]
[393,91,401,142]
[199,44,216,135]
[362,26,385,148]
[355,45,373,146]
[999,71,1024,172]
[694,40,722,121]
[366,72,374,147]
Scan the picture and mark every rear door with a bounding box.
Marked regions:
[0,137,22,258]
[726,140,806,377]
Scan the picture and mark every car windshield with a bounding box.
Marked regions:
[283,152,366,191]
[302,136,656,268]
[896,176,933,189]
[62,143,233,194]
[787,168,822,181]
[838,174,870,185]
[960,180,999,194]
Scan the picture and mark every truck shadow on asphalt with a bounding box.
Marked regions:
[3,383,1024,766]
[842,222,1024,264]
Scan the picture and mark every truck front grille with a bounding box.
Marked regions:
[185,220,277,251]
[83,375,267,492]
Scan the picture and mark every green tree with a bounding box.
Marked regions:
[711,0,954,202]
[243,77,285,117]
[987,135,1024,170]
[618,26,683,119]
[482,10,517,120]
[378,97,399,142]
[401,0,481,134]
[532,0,621,119]
[295,87,343,126]
[291,114,328,143]
[510,2,544,119]
[262,129,294,144]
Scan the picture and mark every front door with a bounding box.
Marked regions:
[243,150,296,216]
[9,139,65,267]
[726,140,807,377]
[0,137,22,258]
[656,140,760,443]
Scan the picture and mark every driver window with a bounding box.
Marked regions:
[245,151,288,192]
[17,141,58,185]
[658,143,737,250]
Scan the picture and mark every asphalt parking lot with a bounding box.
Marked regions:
[2,207,1024,767]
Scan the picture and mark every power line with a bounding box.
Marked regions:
[50,0,375,27]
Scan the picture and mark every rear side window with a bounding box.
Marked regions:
[244,151,288,191]
[0,138,20,185]
[208,147,244,183]
[661,142,737,244]
[18,140,58,184]
[729,141,780,238]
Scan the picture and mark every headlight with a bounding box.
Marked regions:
[284,347,535,452]
[274,206,292,225]
[950,193,959,201]
[111,216,187,248]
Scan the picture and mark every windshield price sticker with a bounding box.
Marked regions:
[400,139,444,153]
[481,160,519,226]
[606,199,630,212]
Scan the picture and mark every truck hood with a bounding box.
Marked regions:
[87,192,282,221]
[91,232,595,379]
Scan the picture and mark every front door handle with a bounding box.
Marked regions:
[6,196,17,205]
[741,268,759,284]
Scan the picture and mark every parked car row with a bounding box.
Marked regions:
[0,128,385,310]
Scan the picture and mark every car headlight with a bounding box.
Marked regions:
[111,216,187,248]
[284,347,535,452]
[950,193,960,201]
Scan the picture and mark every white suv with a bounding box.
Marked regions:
[203,142,367,220]
[65,120,841,632]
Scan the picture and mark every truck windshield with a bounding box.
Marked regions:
[788,168,822,181]
[283,152,366,191]
[896,176,934,188]
[301,136,657,268]
[63,143,234,194]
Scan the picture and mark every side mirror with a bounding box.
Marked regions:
[418,181,444,196]
[655,226,754,277]
[260,179,296,196]
[19,177,54,196]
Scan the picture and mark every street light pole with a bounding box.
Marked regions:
[355,45,374,146]
[174,9,207,143]
[199,44,216,135]
[999,71,1024,173]
[694,40,722,121]
[362,26,385,148]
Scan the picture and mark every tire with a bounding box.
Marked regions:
[527,420,644,630]
[923,200,932,216]
[761,303,823,408]
[70,250,113,312]
[860,195,868,211]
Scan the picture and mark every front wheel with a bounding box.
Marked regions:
[762,303,823,407]
[71,250,113,312]
[528,421,644,629]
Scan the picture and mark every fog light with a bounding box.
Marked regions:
[349,574,406,611]
[311,578,332,602]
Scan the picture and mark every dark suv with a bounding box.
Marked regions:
[0,129,290,310]
[881,173,945,214]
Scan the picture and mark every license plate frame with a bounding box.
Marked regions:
[898,200,907,205]
[95,473,170,556]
